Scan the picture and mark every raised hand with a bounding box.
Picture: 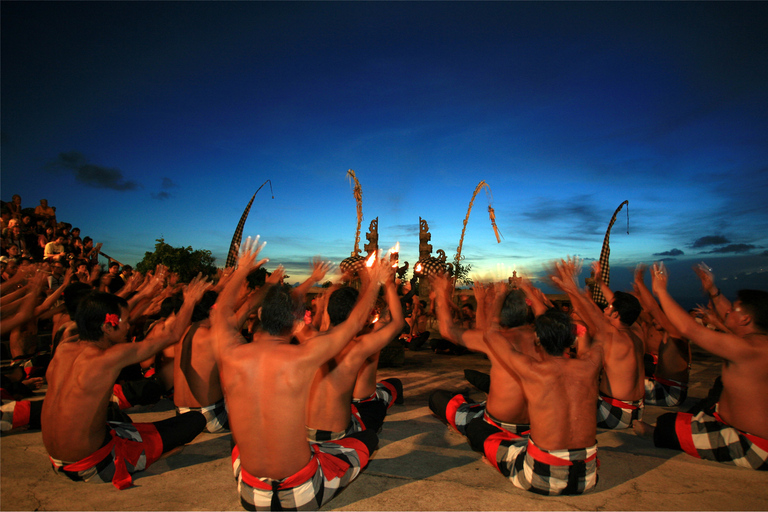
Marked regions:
[184,273,212,303]
[693,262,715,294]
[650,261,669,296]
[237,236,268,272]
[309,257,334,283]
[266,265,285,285]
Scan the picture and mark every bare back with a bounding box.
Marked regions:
[654,332,690,383]
[520,348,603,450]
[173,320,223,408]
[306,336,366,433]
[717,333,768,439]
[598,327,645,401]
[219,334,319,480]
[42,341,120,462]
[485,327,535,425]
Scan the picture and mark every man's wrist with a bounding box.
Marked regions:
[709,288,721,299]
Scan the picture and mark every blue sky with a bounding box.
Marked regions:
[2,2,767,308]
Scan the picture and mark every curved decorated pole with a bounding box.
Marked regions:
[592,199,629,307]
[454,180,502,272]
[346,169,364,257]
[339,170,368,278]
[225,180,274,268]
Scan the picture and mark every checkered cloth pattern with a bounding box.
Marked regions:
[226,192,257,268]
[659,407,768,470]
[485,435,599,496]
[306,405,366,442]
[592,200,628,307]
[597,394,643,429]
[446,394,487,435]
[644,376,688,407]
[176,398,228,433]
[49,421,162,489]
[233,436,371,511]
[352,379,398,408]
[445,394,530,437]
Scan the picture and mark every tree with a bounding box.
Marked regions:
[135,238,217,282]
[453,261,473,286]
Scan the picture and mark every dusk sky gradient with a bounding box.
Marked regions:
[3,1,767,308]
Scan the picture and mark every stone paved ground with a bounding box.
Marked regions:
[2,345,767,511]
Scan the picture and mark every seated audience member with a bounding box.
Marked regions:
[634,263,768,471]
[105,261,124,294]
[470,305,604,495]
[34,199,56,226]
[41,276,211,490]
[44,235,67,263]
[211,238,383,511]
[7,194,23,220]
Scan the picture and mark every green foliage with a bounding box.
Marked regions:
[135,238,217,282]
[453,261,473,286]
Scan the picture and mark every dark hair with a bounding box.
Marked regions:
[499,289,528,328]
[191,290,219,322]
[260,285,301,336]
[535,308,574,356]
[611,291,642,326]
[109,261,120,269]
[83,236,92,244]
[121,265,133,272]
[737,289,768,332]
[74,291,128,341]
[156,293,181,320]
[327,287,359,326]
[63,282,93,317]
[246,267,269,289]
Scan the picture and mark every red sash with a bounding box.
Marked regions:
[52,424,162,490]
[235,437,368,491]
[600,394,640,410]
[445,394,466,432]
[526,440,597,466]
[12,400,31,429]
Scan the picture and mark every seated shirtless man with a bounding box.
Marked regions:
[633,264,691,406]
[211,238,387,510]
[41,276,211,490]
[172,290,228,433]
[305,265,405,442]
[469,306,604,495]
[554,258,645,429]
[429,274,534,440]
[634,263,768,471]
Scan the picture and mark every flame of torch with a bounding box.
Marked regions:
[389,241,400,268]
[366,252,377,267]
[414,262,423,274]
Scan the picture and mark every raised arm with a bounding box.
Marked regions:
[650,262,750,361]
[430,272,484,350]
[592,261,614,305]
[550,258,605,335]
[520,277,549,317]
[211,237,268,359]
[292,257,334,301]
[633,264,682,339]
[693,262,731,320]
[302,257,387,365]
[347,270,405,365]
